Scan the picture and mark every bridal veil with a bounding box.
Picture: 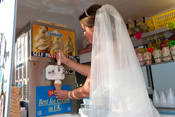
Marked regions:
[89,4,159,117]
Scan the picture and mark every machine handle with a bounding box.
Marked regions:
[57,53,61,65]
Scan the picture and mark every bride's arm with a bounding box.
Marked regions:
[54,75,90,100]
[68,75,90,99]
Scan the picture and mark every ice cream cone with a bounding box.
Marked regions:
[64,35,74,55]
[34,26,52,53]
[54,83,62,90]
[51,36,64,53]
[54,80,62,90]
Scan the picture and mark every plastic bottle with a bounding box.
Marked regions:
[133,20,140,33]
[153,90,160,107]
[140,17,149,33]
[157,89,162,97]
[167,88,175,113]
[159,91,168,113]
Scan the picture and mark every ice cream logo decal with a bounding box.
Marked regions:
[47,30,63,37]
[48,89,55,97]
[32,25,75,58]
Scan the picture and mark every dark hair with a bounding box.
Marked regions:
[79,4,102,28]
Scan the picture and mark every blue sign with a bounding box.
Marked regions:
[36,85,72,117]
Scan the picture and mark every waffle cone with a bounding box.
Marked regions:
[54,83,62,90]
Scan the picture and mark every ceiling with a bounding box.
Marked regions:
[16,0,175,50]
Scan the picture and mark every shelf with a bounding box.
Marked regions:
[141,59,175,67]
[131,27,175,47]
[131,26,168,40]
[79,27,175,64]
[156,107,175,110]
[150,59,175,66]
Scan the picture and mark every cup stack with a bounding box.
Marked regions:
[153,88,175,114]
[10,86,21,117]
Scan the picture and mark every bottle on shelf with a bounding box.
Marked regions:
[167,88,175,113]
[153,90,160,107]
[133,20,140,34]
[126,24,132,37]
[159,91,168,113]
[140,16,149,33]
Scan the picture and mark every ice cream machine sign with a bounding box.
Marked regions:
[32,24,75,57]
[36,85,72,117]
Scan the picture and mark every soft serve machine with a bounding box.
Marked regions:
[14,21,79,117]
